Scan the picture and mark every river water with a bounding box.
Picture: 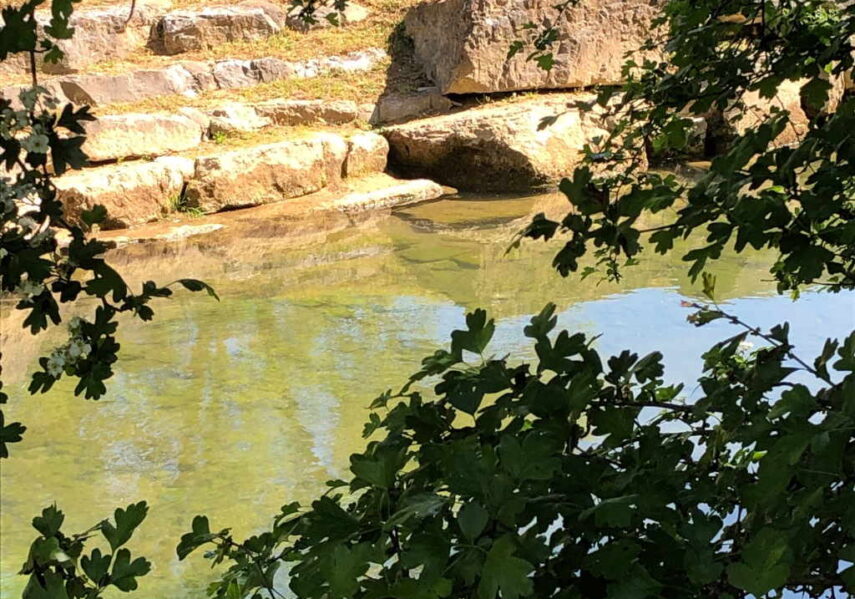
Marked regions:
[1,193,853,598]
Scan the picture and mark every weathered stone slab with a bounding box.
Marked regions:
[286,2,369,31]
[184,133,348,212]
[153,3,286,55]
[345,132,389,177]
[331,178,446,214]
[405,0,663,94]
[57,64,202,105]
[209,103,272,135]
[47,49,386,107]
[55,156,193,229]
[212,59,261,88]
[83,113,205,162]
[383,95,608,191]
[254,99,359,126]
[369,88,455,125]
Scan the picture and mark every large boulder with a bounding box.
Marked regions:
[153,3,287,55]
[84,113,205,162]
[184,133,348,212]
[404,0,663,94]
[55,157,193,229]
[707,78,845,151]
[383,95,607,191]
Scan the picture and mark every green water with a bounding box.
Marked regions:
[1,194,852,598]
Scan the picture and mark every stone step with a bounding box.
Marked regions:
[78,99,372,164]
[0,0,172,78]
[1,48,387,108]
[151,1,370,55]
[0,0,372,79]
[95,173,449,248]
[54,130,390,228]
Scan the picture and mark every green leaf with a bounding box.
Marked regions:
[110,548,151,592]
[32,505,64,538]
[323,543,372,599]
[799,77,832,111]
[535,52,555,71]
[458,502,488,541]
[81,548,112,586]
[477,536,533,599]
[176,279,220,301]
[22,571,69,599]
[451,309,495,356]
[101,501,148,551]
[176,515,217,560]
[350,446,405,489]
[507,40,524,59]
[80,205,107,227]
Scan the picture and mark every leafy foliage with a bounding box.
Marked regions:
[21,502,151,598]
[0,0,215,458]
[517,0,855,294]
[179,303,854,599]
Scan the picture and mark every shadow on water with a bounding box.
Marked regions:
[2,193,852,598]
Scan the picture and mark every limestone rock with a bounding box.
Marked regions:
[177,106,212,131]
[55,156,193,229]
[369,88,455,125]
[254,99,359,126]
[345,132,389,177]
[0,0,171,76]
[212,59,261,88]
[331,178,446,213]
[46,1,170,74]
[48,49,386,108]
[286,2,370,31]
[383,95,607,191]
[153,3,286,55]
[184,133,348,212]
[252,57,297,82]
[708,79,838,150]
[57,64,201,105]
[84,113,205,162]
[405,0,663,94]
[209,103,272,134]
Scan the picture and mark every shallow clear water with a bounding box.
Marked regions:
[1,194,853,598]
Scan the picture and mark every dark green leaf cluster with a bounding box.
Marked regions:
[179,305,855,599]
[521,0,855,294]
[21,502,151,598]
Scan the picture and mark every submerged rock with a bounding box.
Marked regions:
[383,95,608,191]
[405,0,663,94]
